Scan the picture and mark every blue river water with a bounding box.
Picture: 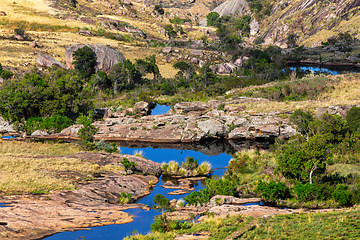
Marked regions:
[45,143,232,240]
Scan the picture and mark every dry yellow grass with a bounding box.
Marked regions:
[0,139,80,156]
[0,155,87,194]
[231,73,360,114]
[0,140,125,194]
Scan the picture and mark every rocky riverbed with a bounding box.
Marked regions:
[32,99,297,144]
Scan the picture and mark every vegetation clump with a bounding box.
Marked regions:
[161,157,211,177]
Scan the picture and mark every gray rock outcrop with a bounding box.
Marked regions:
[250,19,259,36]
[199,0,249,26]
[0,116,15,134]
[36,53,66,69]
[65,44,125,73]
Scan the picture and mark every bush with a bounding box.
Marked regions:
[119,192,132,204]
[332,184,351,206]
[294,182,322,201]
[256,180,290,202]
[76,111,98,150]
[197,161,211,175]
[95,139,118,153]
[121,157,137,173]
[1,70,13,79]
[346,106,360,133]
[25,115,72,134]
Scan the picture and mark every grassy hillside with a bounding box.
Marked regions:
[125,207,360,240]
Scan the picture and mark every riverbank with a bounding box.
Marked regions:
[0,148,162,239]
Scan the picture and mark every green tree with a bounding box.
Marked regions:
[289,109,314,140]
[173,61,194,80]
[154,5,164,15]
[206,12,220,26]
[164,24,177,40]
[76,111,98,150]
[153,193,171,214]
[73,45,97,79]
[346,106,360,133]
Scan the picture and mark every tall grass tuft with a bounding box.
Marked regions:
[197,161,212,175]
[168,161,179,174]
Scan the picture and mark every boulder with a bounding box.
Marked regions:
[190,49,203,57]
[31,130,48,136]
[0,11,6,16]
[65,44,125,73]
[209,195,262,206]
[64,152,162,177]
[0,77,4,84]
[197,119,228,138]
[80,17,95,25]
[217,63,231,74]
[199,60,206,68]
[77,30,93,36]
[93,108,113,119]
[161,47,174,53]
[14,35,24,41]
[184,22,192,28]
[174,102,209,114]
[133,101,155,115]
[209,65,218,73]
[190,40,204,49]
[250,19,259,36]
[0,116,15,134]
[234,58,242,66]
[191,57,199,64]
[29,41,38,48]
[36,53,66,69]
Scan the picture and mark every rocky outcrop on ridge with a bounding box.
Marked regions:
[199,0,249,26]
[65,44,125,73]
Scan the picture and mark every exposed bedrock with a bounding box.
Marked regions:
[0,152,160,239]
[53,99,297,144]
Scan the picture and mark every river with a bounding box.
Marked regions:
[44,103,232,240]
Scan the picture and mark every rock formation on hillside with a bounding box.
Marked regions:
[65,44,125,73]
[36,53,66,69]
[259,0,360,47]
[199,0,249,26]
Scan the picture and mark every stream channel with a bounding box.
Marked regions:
[45,103,235,240]
[39,64,351,239]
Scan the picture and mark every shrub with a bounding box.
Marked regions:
[121,157,137,173]
[332,184,351,206]
[119,192,132,204]
[95,139,118,153]
[256,180,290,202]
[182,157,198,171]
[25,115,72,134]
[294,182,322,201]
[346,106,360,133]
[76,111,98,150]
[154,5,164,15]
[1,70,13,79]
